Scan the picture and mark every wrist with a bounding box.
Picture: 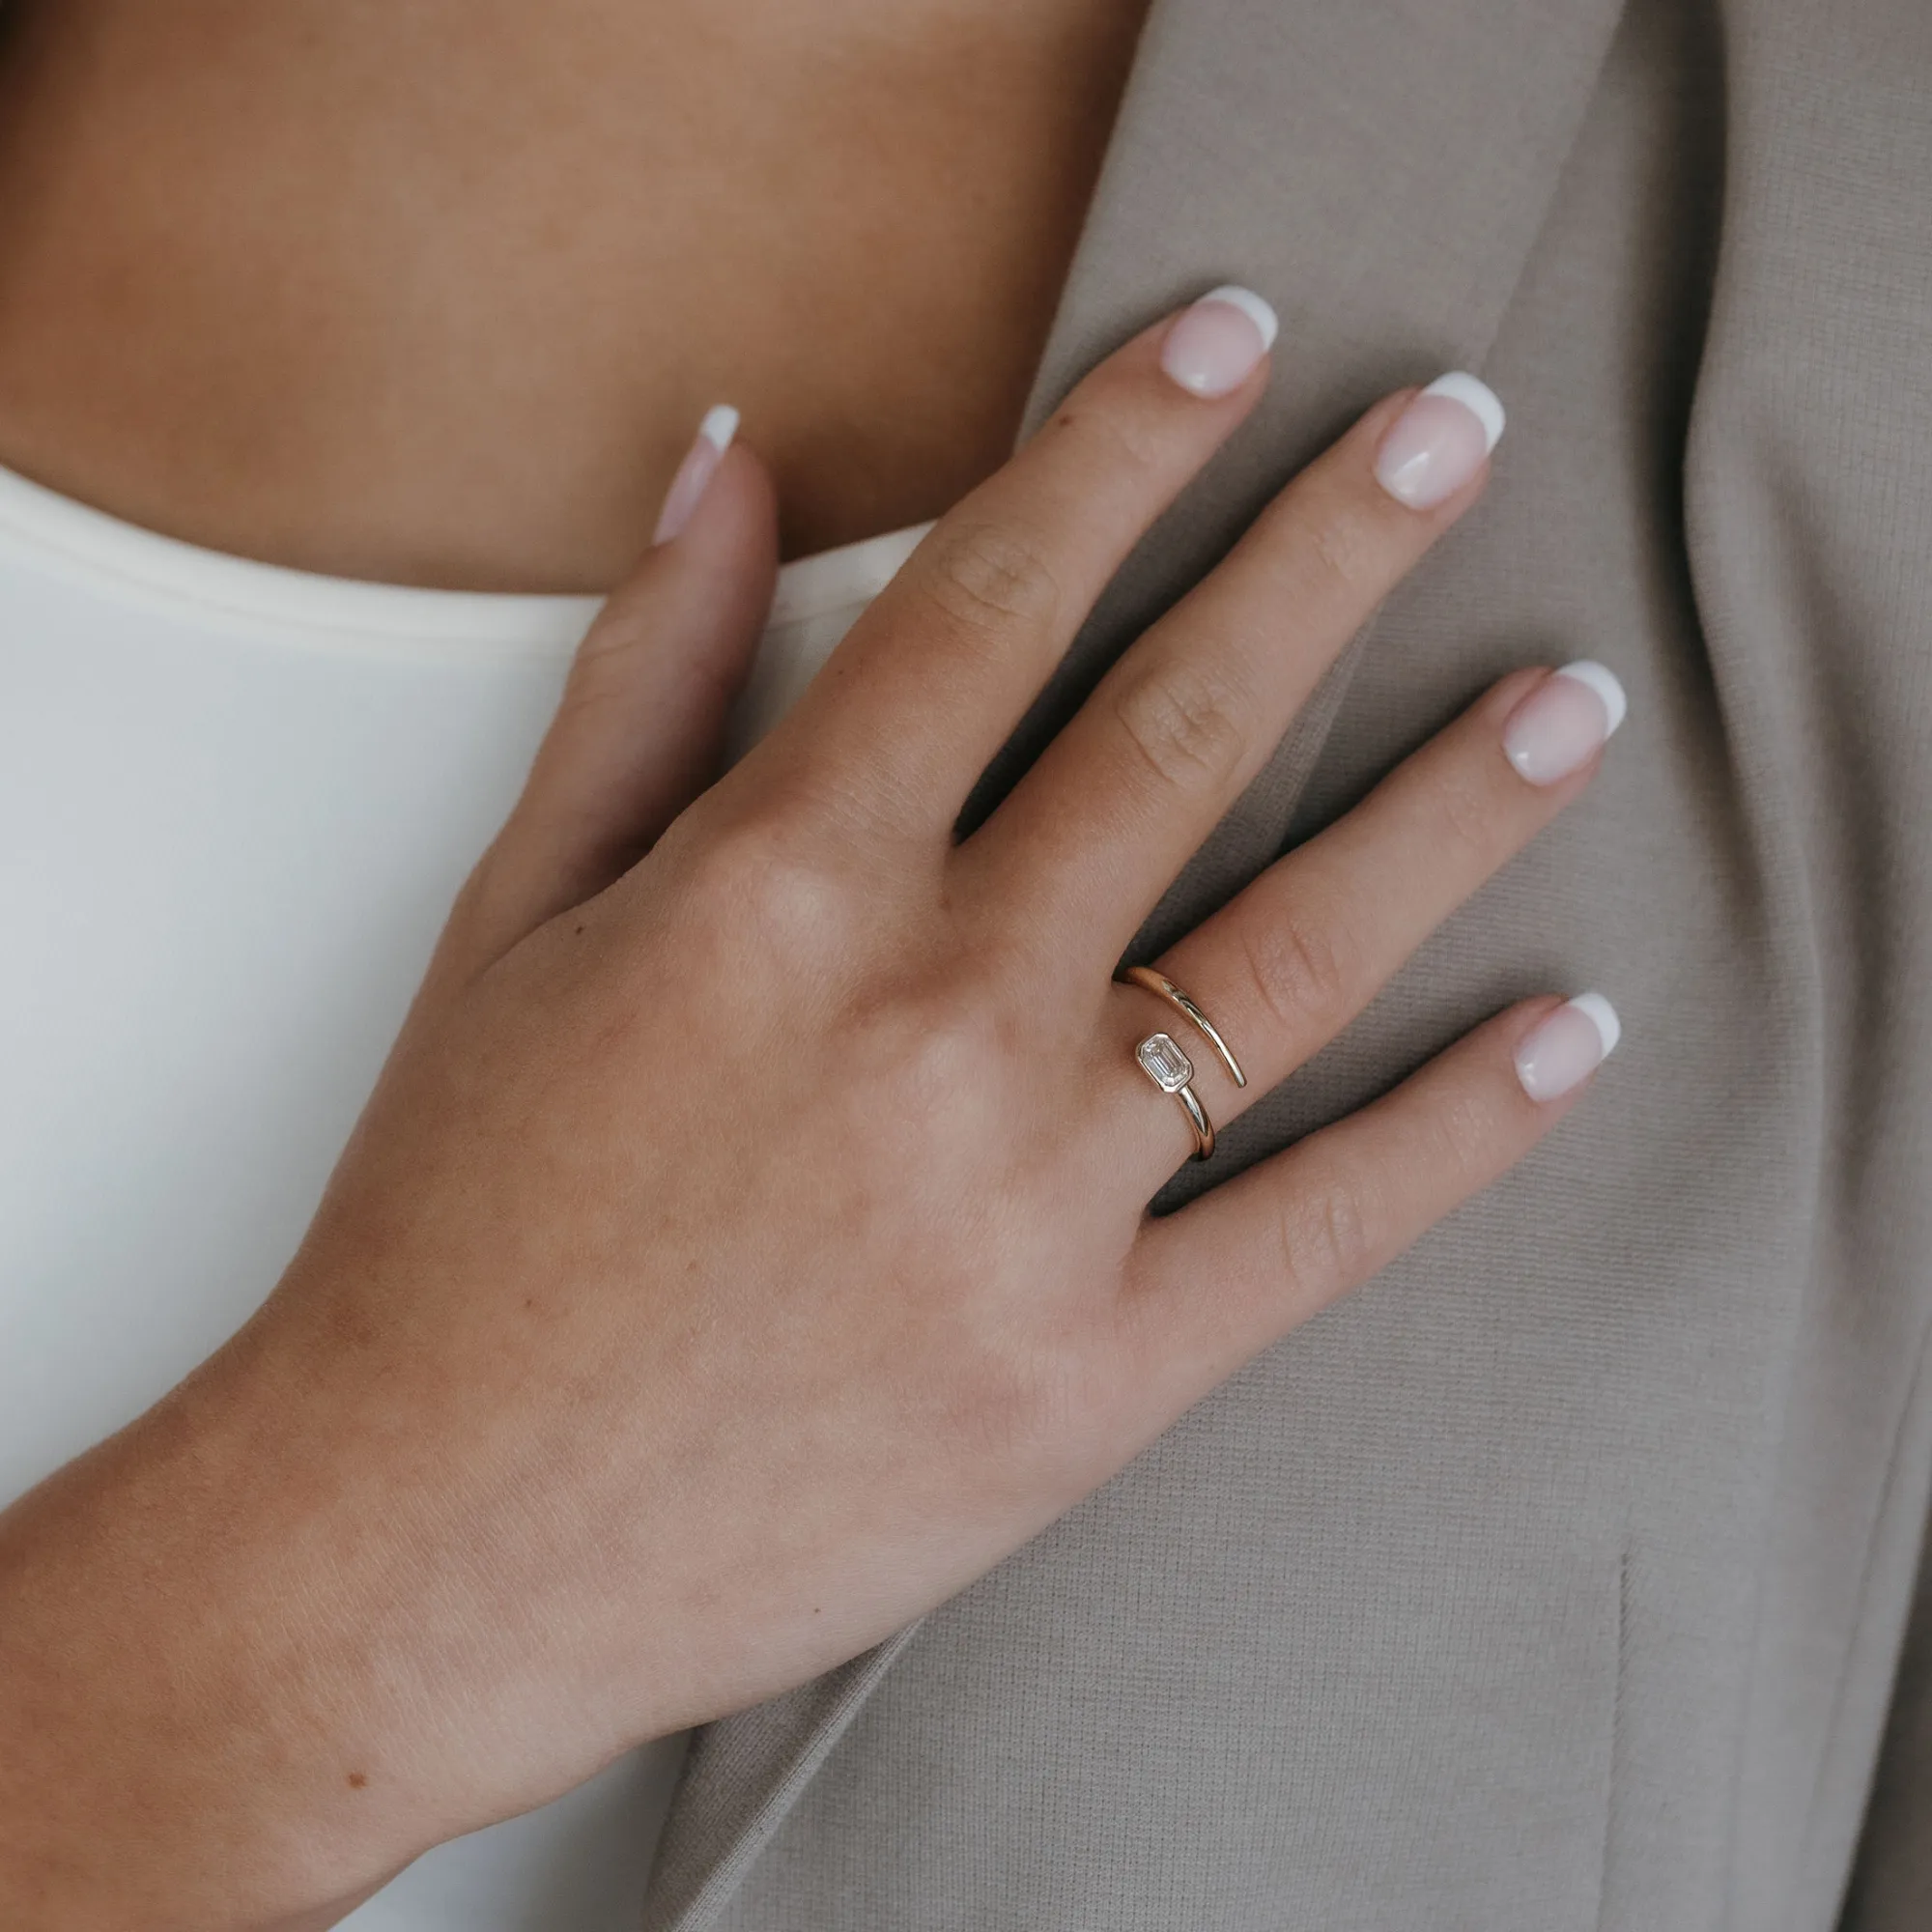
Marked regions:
[0,1349,426,1930]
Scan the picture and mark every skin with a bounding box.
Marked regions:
[0,0,1149,586]
[0,308,1608,1929]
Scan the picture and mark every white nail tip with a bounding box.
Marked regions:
[698,404,741,452]
[1200,285,1280,354]
[1555,660,1628,737]
[1566,991,1623,1062]
[1421,371,1506,453]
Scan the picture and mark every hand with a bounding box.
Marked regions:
[0,293,1624,1930]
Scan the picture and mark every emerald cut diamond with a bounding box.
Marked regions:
[1136,1032,1194,1094]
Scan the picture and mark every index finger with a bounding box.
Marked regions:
[754,288,1280,833]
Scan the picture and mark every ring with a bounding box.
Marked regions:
[1132,1029,1218,1160]
[1119,966,1248,1090]
[1119,968,1245,1162]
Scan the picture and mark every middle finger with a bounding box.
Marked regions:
[962,373,1507,959]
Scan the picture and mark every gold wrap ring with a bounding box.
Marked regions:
[1119,966,1247,1161]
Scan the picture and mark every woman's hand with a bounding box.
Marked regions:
[0,292,1625,1930]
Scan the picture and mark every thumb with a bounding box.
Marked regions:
[439,413,780,987]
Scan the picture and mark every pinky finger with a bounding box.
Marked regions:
[1120,993,1621,1411]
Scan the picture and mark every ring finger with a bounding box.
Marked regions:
[1102,660,1628,1180]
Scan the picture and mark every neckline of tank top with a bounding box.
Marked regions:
[0,459,934,663]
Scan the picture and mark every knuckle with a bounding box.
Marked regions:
[962,1334,1053,1439]
[1059,394,1167,478]
[1429,764,1508,872]
[1240,890,1360,1035]
[1282,493,1381,602]
[1277,1169,1383,1298]
[678,811,854,958]
[952,1329,1104,1474]
[889,988,1010,1114]
[920,520,1063,639]
[1434,1084,1510,1180]
[1111,655,1252,797]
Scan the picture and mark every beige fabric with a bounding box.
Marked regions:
[642,0,1932,1924]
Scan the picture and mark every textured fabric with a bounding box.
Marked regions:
[1845,1505,1932,1928]
[642,0,1932,1925]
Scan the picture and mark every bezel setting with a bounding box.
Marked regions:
[1136,1032,1195,1094]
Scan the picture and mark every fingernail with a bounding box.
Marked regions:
[1502,661,1628,784]
[1514,992,1621,1102]
[1374,372,1505,509]
[1159,286,1279,399]
[652,404,740,545]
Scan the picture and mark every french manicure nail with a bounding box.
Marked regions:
[652,404,740,545]
[1159,285,1279,399]
[1503,661,1628,785]
[1374,372,1506,509]
[1514,992,1622,1102]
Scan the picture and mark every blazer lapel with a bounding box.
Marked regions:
[644,2,1627,1922]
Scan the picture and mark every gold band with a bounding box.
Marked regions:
[1131,1030,1217,1161]
[1119,966,1247,1089]
[1172,1077,1215,1161]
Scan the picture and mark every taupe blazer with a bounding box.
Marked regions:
[643,0,1932,1923]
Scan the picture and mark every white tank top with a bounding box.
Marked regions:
[0,461,930,1929]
